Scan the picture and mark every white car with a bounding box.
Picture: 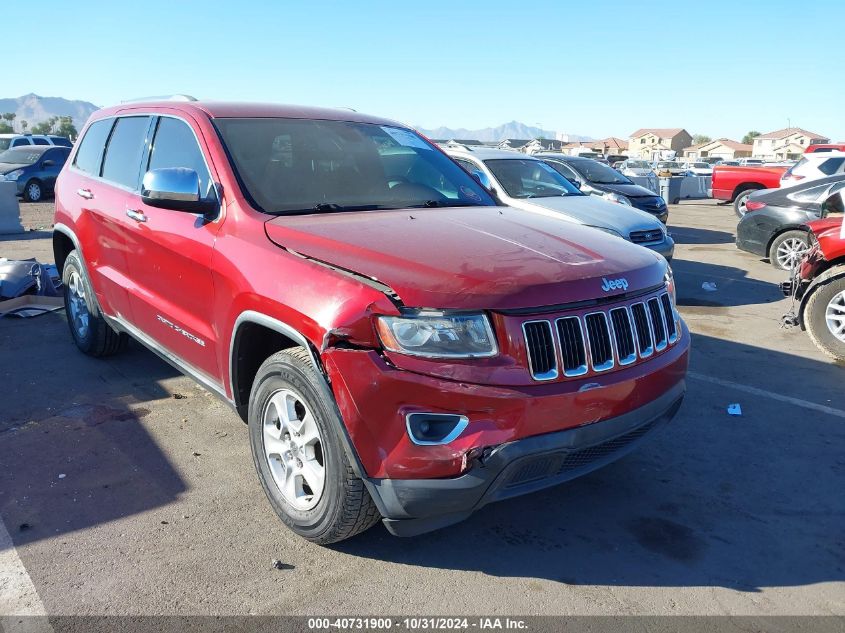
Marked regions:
[685,161,713,176]
[446,147,674,260]
[781,152,845,186]
[653,161,687,176]
[0,134,72,151]
[617,159,655,177]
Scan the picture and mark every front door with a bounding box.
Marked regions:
[122,115,221,382]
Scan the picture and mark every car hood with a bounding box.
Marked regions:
[587,182,660,198]
[0,163,28,173]
[264,206,666,311]
[516,195,664,235]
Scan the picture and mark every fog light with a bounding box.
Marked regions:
[406,413,469,445]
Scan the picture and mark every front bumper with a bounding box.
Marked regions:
[372,380,685,537]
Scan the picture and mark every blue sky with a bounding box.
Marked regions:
[6,0,844,141]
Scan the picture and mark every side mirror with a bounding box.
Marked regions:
[42,160,55,167]
[470,169,492,191]
[567,177,582,189]
[141,168,216,214]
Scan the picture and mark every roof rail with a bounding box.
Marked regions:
[120,94,198,104]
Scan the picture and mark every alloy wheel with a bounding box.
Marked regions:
[262,388,325,511]
[776,237,808,270]
[27,182,42,201]
[66,270,90,339]
[825,290,845,343]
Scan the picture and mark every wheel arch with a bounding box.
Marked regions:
[798,262,845,328]
[732,182,765,200]
[765,225,811,255]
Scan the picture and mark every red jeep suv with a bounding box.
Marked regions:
[53,99,689,543]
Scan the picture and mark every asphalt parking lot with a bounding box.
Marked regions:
[0,200,843,617]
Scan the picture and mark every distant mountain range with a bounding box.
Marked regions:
[417,120,592,143]
[0,94,99,131]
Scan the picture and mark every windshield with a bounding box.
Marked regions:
[0,139,11,151]
[483,159,583,198]
[213,118,495,215]
[0,148,44,165]
[625,161,650,169]
[552,158,632,185]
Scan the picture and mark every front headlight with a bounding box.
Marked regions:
[656,196,666,207]
[605,192,632,206]
[587,225,624,239]
[376,312,498,358]
[2,169,23,181]
[665,266,676,303]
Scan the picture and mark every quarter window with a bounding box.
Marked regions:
[147,117,213,199]
[818,157,845,175]
[101,116,152,188]
[73,119,113,176]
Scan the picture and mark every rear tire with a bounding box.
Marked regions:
[62,250,128,357]
[248,347,381,544]
[804,276,845,362]
[734,187,760,218]
[768,230,809,271]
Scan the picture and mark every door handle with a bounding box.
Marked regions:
[76,188,94,200]
[126,209,148,223]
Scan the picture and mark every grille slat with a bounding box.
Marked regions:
[523,321,558,380]
[647,298,668,351]
[610,308,636,365]
[556,317,587,376]
[523,292,679,381]
[629,229,664,244]
[660,293,678,343]
[585,313,613,371]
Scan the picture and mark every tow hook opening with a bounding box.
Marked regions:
[405,413,468,446]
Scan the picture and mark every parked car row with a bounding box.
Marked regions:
[0,145,71,201]
[0,133,72,150]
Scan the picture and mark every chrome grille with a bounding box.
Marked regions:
[556,317,587,376]
[523,320,557,380]
[629,229,664,244]
[522,291,679,381]
[585,312,614,372]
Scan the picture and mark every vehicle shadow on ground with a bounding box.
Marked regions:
[336,333,844,592]
[0,230,53,243]
[0,312,187,549]
[671,257,783,308]
[668,226,734,245]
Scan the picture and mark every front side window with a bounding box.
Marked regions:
[11,138,30,147]
[147,117,214,200]
[214,118,495,215]
[101,116,151,188]
[485,159,583,199]
[73,119,113,175]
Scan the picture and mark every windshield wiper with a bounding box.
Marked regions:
[272,203,386,216]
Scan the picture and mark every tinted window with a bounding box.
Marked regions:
[485,159,582,198]
[73,119,113,175]
[819,157,845,175]
[31,137,49,145]
[789,183,831,203]
[44,148,70,165]
[11,138,30,147]
[101,116,151,188]
[147,117,213,199]
[49,136,73,147]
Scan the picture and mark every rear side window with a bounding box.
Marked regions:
[31,137,49,145]
[73,119,113,175]
[101,116,151,189]
[789,183,831,203]
[49,136,72,147]
[147,117,213,199]
[818,157,845,175]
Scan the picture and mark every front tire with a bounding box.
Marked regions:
[248,348,381,544]
[804,277,845,362]
[23,179,43,202]
[62,250,128,356]
[769,230,809,271]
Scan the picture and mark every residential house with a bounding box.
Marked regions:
[523,138,566,154]
[497,139,531,151]
[629,128,693,160]
[752,128,830,160]
[435,139,484,149]
[683,138,752,160]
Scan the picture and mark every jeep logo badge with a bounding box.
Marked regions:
[601,277,629,292]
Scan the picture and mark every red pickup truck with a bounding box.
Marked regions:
[711,164,787,217]
[53,99,689,543]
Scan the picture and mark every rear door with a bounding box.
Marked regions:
[122,114,221,379]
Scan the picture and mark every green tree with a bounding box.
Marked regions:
[20,120,28,132]
[742,130,761,145]
[1,112,15,131]
[692,134,711,145]
[0,122,12,134]
[53,116,77,139]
